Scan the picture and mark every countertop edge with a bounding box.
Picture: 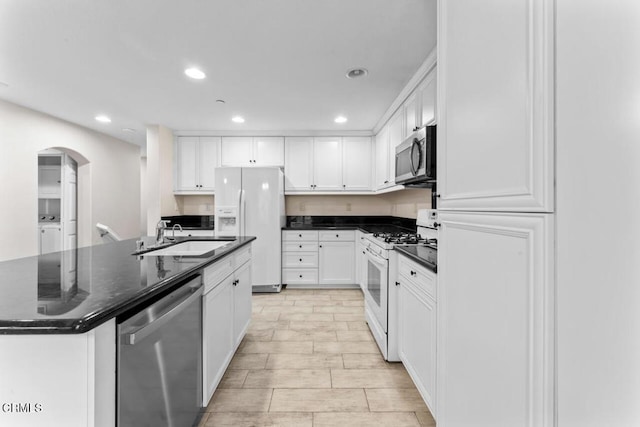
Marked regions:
[394,246,438,273]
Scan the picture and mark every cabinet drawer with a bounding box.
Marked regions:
[204,255,234,293]
[283,253,318,268]
[283,268,318,284]
[283,242,319,252]
[318,230,355,241]
[398,255,436,300]
[282,230,319,241]
[234,245,251,267]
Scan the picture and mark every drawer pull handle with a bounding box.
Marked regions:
[299,274,303,278]
[299,234,302,237]
[299,258,302,262]
[336,234,339,238]
[396,281,400,286]
[410,270,417,276]
[299,245,302,248]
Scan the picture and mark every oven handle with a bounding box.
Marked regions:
[121,282,203,346]
[365,247,387,267]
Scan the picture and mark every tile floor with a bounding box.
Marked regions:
[198,288,436,426]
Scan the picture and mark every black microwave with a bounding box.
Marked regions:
[395,125,436,186]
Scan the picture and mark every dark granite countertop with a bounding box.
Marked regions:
[0,235,255,335]
[395,245,438,273]
[283,215,416,234]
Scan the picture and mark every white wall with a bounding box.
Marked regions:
[0,99,141,261]
[145,124,178,235]
[557,1,640,425]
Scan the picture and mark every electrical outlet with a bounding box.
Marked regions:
[346,203,352,211]
[205,203,212,212]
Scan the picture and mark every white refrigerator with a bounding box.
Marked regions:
[214,167,285,292]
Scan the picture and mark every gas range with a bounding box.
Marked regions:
[369,232,437,249]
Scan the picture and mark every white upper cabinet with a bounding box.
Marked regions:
[342,137,372,191]
[221,136,284,167]
[253,137,285,166]
[404,92,419,136]
[375,126,391,189]
[418,70,437,127]
[285,136,373,193]
[284,137,314,191]
[313,137,343,191]
[437,0,554,212]
[176,136,220,193]
[387,110,404,187]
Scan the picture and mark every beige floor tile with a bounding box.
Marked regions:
[289,321,348,331]
[342,354,401,370]
[336,330,374,342]
[346,321,369,331]
[228,353,269,370]
[207,388,273,412]
[313,306,363,314]
[261,305,314,314]
[252,305,263,313]
[284,292,331,301]
[333,313,365,321]
[218,369,248,388]
[244,329,275,341]
[278,313,334,322]
[251,312,281,322]
[248,320,290,331]
[204,412,313,427]
[365,388,430,412]
[313,412,421,426]
[294,299,344,307]
[342,300,365,306]
[331,368,414,388]
[266,353,344,369]
[314,341,381,354]
[240,341,313,354]
[272,330,337,342]
[415,411,437,426]
[253,293,287,301]
[196,412,209,427]
[253,299,294,306]
[244,369,331,388]
[270,388,368,412]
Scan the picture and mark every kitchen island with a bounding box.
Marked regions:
[0,235,254,427]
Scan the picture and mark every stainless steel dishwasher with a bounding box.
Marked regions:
[117,275,203,427]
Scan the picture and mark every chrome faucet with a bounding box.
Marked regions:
[172,224,183,239]
[155,220,170,245]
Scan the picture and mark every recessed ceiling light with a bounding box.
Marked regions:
[346,68,368,79]
[95,115,111,123]
[232,116,245,123]
[334,116,348,124]
[216,99,226,104]
[185,67,206,80]
[122,128,136,133]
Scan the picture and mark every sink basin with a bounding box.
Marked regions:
[143,240,234,257]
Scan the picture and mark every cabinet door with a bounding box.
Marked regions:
[176,136,198,191]
[418,70,437,127]
[398,278,436,416]
[284,137,314,191]
[438,0,554,212]
[375,126,390,188]
[387,111,404,186]
[221,137,253,167]
[198,137,220,191]
[38,166,62,198]
[233,261,252,348]
[254,137,284,166]
[404,92,419,136]
[342,137,372,191]
[203,277,234,404]
[437,212,554,426]
[313,137,343,191]
[318,241,355,285]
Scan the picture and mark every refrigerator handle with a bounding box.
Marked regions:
[241,189,246,235]
[237,189,242,236]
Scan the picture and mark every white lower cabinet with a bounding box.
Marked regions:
[436,212,554,426]
[202,245,253,405]
[282,230,356,287]
[397,254,437,417]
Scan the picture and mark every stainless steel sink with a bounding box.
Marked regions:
[142,240,234,256]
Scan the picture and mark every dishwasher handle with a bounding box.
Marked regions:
[122,280,203,346]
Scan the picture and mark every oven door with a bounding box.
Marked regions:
[364,247,388,332]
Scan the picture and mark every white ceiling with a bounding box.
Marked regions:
[0,0,436,146]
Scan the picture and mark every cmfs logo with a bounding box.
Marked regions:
[2,403,43,413]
